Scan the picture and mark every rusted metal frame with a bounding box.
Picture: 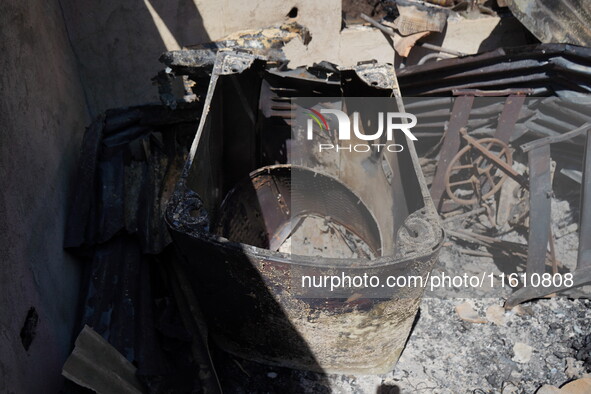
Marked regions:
[505,127,591,307]
[446,228,528,258]
[395,44,591,97]
[453,89,529,143]
[577,129,591,270]
[493,95,527,143]
[443,134,513,206]
[526,145,553,277]
[433,89,530,210]
[418,62,546,86]
[459,129,528,187]
[452,88,534,97]
[430,96,475,209]
[442,207,487,223]
[548,230,558,274]
[504,145,552,308]
[520,122,591,153]
[505,266,591,308]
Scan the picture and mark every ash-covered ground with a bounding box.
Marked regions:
[383,296,590,393]
[218,240,590,392]
[216,193,590,393]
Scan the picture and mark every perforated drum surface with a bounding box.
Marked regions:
[214,165,382,257]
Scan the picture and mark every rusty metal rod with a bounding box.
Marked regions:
[460,129,529,187]
[452,88,535,97]
[520,122,591,153]
[419,42,466,58]
[442,207,486,223]
[359,13,467,57]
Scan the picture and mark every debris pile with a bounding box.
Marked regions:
[61,1,591,392]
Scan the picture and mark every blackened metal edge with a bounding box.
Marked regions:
[168,51,443,268]
[347,61,444,242]
[164,50,444,374]
[183,51,258,177]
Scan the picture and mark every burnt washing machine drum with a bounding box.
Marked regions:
[166,51,443,374]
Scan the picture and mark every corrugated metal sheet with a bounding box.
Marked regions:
[397,44,591,97]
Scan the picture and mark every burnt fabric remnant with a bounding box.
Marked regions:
[63,103,222,393]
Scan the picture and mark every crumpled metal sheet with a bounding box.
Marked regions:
[162,43,591,100]
[64,103,208,393]
[161,21,310,74]
[392,0,448,35]
[507,0,591,46]
[65,104,198,253]
[62,325,145,394]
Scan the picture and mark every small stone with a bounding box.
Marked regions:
[565,357,585,379]
[485,374,497,386]
[512,342,533,363]
[573,325,583,334]
[554,351,570,359]
[513,305,534,316]
[455,302,487,324]
[486,305,506,326]
[503,386,520,394]
[267,372,278,379]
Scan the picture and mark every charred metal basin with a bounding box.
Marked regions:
[166,51,443,374]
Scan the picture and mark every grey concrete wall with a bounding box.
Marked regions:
[58,0,350,115]
[0,1,90,392]
[59,0,210,115]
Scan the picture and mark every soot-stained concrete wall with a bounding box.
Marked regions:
[57,0,347,115]
[0,0,90,392]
